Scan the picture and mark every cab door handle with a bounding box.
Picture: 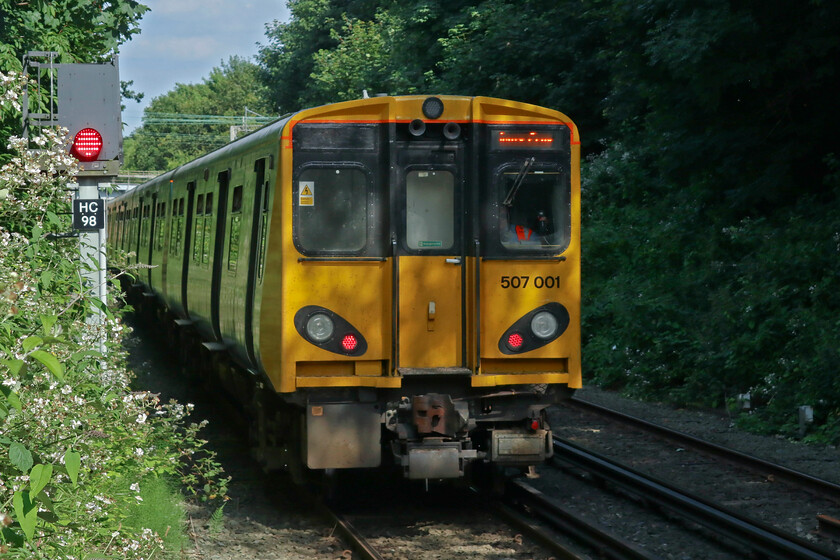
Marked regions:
[445,258,461,264]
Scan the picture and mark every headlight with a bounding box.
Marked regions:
[306,313,334,342]
[530,311,558,340]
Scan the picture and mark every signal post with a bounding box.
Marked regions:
[24,53,123,354]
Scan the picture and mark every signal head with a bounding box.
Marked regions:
[70,128,103,162]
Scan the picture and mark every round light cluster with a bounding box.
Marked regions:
[71,128,103,161]
[507,333,524,350]
[530,311,559,340]
[305,313,334,342]
[422,96,444,119]
[341,334,358,352]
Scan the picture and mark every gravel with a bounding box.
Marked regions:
[126,321,840,558]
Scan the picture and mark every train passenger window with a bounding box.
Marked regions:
[156,202,166,250]
[296,167,367,253]
[202,192,213,265]
[193,194,204,263]
[258,178,270,280]
[231,185,243,213]
[228,186,243,272]
[406,170,454,250]
[497,166,570,251]
[141,205,150,247]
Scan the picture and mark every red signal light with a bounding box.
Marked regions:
[71,128,103,162]
[507,333,524,350]
[341,334,358,352]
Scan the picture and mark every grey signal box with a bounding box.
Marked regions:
[57,58,122,169]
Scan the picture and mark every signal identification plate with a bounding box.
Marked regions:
[73,198,105,230]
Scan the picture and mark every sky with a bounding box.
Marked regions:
[118,0,290,134]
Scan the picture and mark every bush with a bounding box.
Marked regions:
[0,70,228,559]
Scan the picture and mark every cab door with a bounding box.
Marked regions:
[395,144,467,372]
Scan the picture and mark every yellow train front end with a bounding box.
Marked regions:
[259,95,580,479]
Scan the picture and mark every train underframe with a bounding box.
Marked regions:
[251,382,567,481]
[131,293,570,482]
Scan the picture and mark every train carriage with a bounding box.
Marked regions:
[109,95,581,480]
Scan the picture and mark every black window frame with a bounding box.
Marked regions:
[291,161,375,257]
[481,123,572,258]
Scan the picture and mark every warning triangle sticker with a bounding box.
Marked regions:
[301,185,312,196]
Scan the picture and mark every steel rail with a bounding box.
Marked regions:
[553,437,840,560]
[500,479,662,560]
[566,398,840,502]
[472,488,584,560]
[320,505,385,560]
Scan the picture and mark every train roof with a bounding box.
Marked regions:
[111,95,577,205]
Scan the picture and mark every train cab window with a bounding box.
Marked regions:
[295,166,367,253]
[406,170,455,251]
[497,165,570,252]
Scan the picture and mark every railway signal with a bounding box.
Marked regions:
[56,57,122,174]
[23,52,123,356]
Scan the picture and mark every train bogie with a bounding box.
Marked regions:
[110,95,580,480]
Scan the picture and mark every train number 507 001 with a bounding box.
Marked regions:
[500,275,561,289]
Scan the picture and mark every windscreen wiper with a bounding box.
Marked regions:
[502,157,535,207]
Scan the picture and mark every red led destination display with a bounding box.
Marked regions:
[492,129,558,150]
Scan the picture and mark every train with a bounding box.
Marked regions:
[108,95,581,481]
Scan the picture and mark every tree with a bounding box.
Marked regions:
[0,0,148,162]
[124,56,274,171]
[258,0,394,112]
[257,0,840,440]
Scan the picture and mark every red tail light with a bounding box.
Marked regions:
[341,334,358,352]
[507,333,524,350]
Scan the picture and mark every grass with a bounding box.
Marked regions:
[123,475,190,556]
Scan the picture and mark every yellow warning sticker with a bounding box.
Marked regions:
[299,181,314,206]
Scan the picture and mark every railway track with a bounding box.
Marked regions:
[550,435,840,559]
[494,481,660,559]
[319,482,580,560]
[319,504,385,560]
[566,397,840,503]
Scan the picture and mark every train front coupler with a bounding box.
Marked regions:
[383,392,554,479]
[384,393,480,479]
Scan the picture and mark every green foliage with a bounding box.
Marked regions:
[0,0,148,163]
[256,0,840,441]
[1,72,228,558]
[0,0,149,71]
[124,56,274,171]
[258,0,359,112]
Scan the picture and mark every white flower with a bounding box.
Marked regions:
[135,413,147,424]
[130,482,140,492]
[134,448,144,458]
